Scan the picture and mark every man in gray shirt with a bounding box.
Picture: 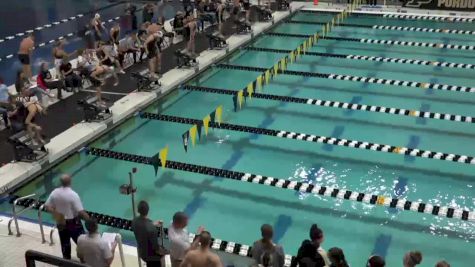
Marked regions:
[77,219,116,267]
[251,224,285,267]
[131,200,163,267]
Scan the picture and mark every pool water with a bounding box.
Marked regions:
[7,10,475,267]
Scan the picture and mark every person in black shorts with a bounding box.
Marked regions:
[145,32,162,79]
[241,0,251,22]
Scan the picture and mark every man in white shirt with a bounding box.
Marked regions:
[77,219,116,267]
[45,174,90,259]
[168,212,203,267]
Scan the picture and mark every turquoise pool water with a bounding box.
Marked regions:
[6,11,475,267]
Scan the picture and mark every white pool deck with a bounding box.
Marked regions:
[1,2,475,266]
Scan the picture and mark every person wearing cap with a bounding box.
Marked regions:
[45,174,90,259]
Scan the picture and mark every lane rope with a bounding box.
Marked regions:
[245,46,475,70]
[9,196,296,266]
[217,63,475,93]
[299,9,475,22]
[183,85,475,124]
[287,19,475,35]
[265,32,475,51]
[0,1,126,45]
[140,112,475,165]
[84,147,475,222]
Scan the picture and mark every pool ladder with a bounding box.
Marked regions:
[7,194,126,267]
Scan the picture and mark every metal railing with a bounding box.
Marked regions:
[8,194,37,237]
[25,250,89,267]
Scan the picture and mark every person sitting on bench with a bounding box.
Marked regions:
[60,57,82,91]
[37,62,67,100]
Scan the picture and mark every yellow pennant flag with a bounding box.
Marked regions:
[303,41,307,54]
[237,90,244,109]
[202,115,210,136]
[247,83,254,99]
[289,51,295,63]
[189,125,197,147]
[280,58,286,71]
[273,63,279,76]
[265,70,271,84]
[159,145,168,167]
[308,37,313,47]
[332,18,335,28]
[256,75,263,92]
[215,105,223,124]
[297,46,301,56]
[314,33,318,43]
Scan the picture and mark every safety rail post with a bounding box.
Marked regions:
[49,227,56,245]
[8,193,37,237]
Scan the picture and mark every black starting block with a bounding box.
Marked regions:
[207,32,228,50]
[77,97,112,122]
[235,18,252,34]
[276,0,290,11]
[8,131,49,162]
[175,50,198,68]
[256,5,273,21]
[131,72,161,91]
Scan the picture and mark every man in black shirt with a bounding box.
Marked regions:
[131,201,163,267]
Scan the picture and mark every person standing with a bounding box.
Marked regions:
[143,3,155,23]
[131,200,163,267]
[0,78,10,128]
[18,33,35,81]
[180,231,222,267]
[77,219,117,267]
[403,251,423,267]
[169,212,203,267]
[251,224,285,267]
[45,174,90,259]
[328,247,349,267]
[144,32,162,79]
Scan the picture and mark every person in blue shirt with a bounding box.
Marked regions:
[0,77,10,128]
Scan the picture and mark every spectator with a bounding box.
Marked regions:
[52,40,69,78]
[310,224,330,266]
[77,219,116,267]
[92,13,106,47]
[118,33,140,67]
[20,92,46,144]
[6,95,27,133]
[60,57,82,91]
[169,212,203,267]
[143,3,155,23]
[144,32,162,79]
[328,247,349,267]
[38,62,66,100]
[125,3,138,30]
[0,78,10,128]
[110,23,121,46]
[403,251,422,267]
[435,260,450,267]
[45,174,90,259]
[18,33,35,81]
[15,70,52,102]
[173,11,186,36]
[290,239,325,267]
[131,200,163,267]
[179,231,223,267]
[251,224,285,267]
[367,255,385,267]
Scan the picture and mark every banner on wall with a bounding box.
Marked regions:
[403,0,475,11]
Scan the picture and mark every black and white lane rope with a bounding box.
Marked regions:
[182,85,475,124]
[326,36,475,51]
[140,112,475,165]
[217,63,475,93]
[265,32,475,51]
[10,196,296,266]
[382,13,475,22]
[245,46,475,70]
[287,20,475,35]
[0,16,121,62]
[0,1,126,44]
[299,9,475,22]
[84,147,475,222]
